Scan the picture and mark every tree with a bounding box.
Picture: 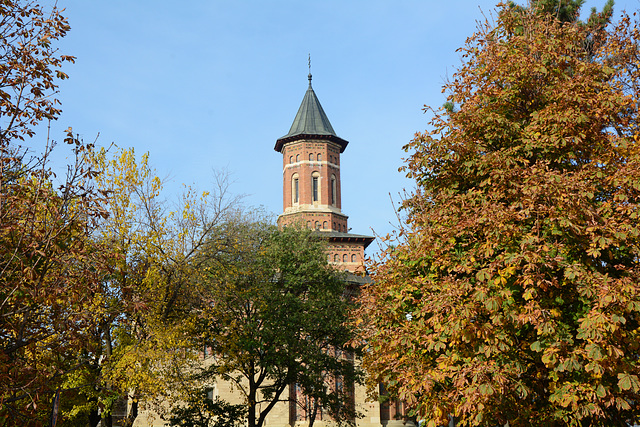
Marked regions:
[506,0,613,25]
[0,1,115,424]
[78,147,242,427]
[354,4,640,427]
[0,0,74,145]
[0,134,113,426]
[505,0,614,56]
[196,220,361,427]
[166,389,245,427]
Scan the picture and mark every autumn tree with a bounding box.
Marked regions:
[0,134,113,426]
[80,147,243,427]
[355,4,640,427]
[0,0,74,145]
[193,220,361,427]
[0,1,116,424]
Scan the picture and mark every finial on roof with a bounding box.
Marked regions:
[274,55,350,153]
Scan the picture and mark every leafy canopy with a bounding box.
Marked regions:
[0,1,113,424]
[195,219,362,427]
[355,3,640,427]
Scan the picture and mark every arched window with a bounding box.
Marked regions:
[309,153,314,161]
[331,175,337,206]
[343,254,348,262]
[292,173,299,204]
[315,221,320,229]
[307,221,311,228]
[296,154,299,162]
[317,153,322,161]
[334,254,339,262]
[333,222,336,230]
[327,254,331,263]
[323,221,327,229]
[289,156,293,163]
[351,254,357,262]
[312,172,320,202]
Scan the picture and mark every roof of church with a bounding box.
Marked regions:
[344,272,372,285]
[274,74,349,153]
[319,230,375,249]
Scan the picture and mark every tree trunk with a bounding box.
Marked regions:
[123,395,138,427]
[308,398,319,427]
[88,405,100,427]
[248,387,257,427]
[102,323,114,427]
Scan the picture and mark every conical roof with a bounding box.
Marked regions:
[275,75,348,153]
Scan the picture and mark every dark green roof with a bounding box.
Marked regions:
[275,75,349,153]
[344,272,372,285]
[317,230,375,249]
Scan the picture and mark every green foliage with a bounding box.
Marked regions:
[506,0,613,25]
[511,0,586,23]
[355,3,640,427]
[166,390,245,427]
[196,219,361,427]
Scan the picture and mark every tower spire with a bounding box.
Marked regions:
[274,63,348,153]
[274,66,374,272]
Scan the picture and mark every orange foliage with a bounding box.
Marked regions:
[355,5,640,427]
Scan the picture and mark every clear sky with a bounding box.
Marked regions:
[39,0,639,257]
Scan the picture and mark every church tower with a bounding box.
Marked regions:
[275,73,373,273]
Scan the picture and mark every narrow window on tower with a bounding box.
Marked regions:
[312,172,320,202]
[317,153,322,161]
[309,153,314,161]
[331,175,337,206]
[292,174,299,204]
[313,177,318,201]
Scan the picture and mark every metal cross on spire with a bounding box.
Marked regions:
[308,53,312,86]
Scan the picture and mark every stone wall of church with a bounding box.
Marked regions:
[133,374,384,427]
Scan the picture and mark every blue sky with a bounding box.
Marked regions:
[41,0,639,257]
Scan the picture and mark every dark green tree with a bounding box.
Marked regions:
[195,218,361,427]
[506,0,613,24]
[166,389,245,427]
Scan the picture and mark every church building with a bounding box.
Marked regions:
[134,73,411,427]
